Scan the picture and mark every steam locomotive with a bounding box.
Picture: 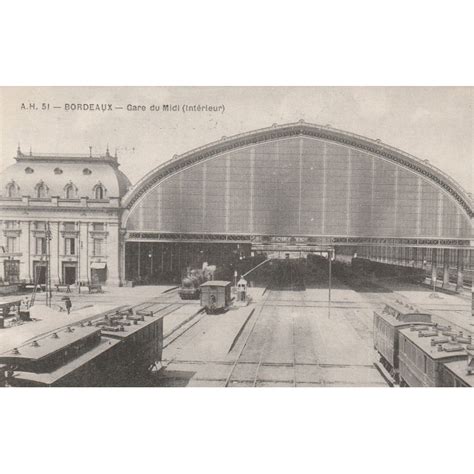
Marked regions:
[178,265,217,300]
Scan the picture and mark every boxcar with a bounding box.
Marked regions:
[398,326,473,387]
[200,281,232,314]
[373,301,432,383]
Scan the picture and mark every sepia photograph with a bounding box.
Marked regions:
[2,3,474,474]
[0,86,472,388]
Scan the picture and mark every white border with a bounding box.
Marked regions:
[1,2,473,474]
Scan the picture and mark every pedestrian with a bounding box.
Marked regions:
[65,297,72,315]
[19,298,31,321]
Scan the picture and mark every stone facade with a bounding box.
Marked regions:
[0,147,130,287]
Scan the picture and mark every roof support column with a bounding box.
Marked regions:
[431,248,438,287]
[456,249,464,291]
[442,248,450,288]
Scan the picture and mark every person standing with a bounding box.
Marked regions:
[65,297,72,315]
[19,298,31,321]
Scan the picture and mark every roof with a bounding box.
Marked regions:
[375,310,432,328]
[92,308,164,339]
[200,280,232,287]
[0,325,100,362]
[0,303,126,354]
[384,300,424,317]
[443,358,474,387]
[10,336,121,385]
[0,149,131,199]
[400,326,473,361]
[375,300,432,327]
[122,121,473,218]
[0,297,23,307]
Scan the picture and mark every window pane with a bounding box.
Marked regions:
[93,239,103,256]
[7,237,16,253]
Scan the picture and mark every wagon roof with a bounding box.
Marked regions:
[443,359,474,387]
[10,336,121,385]
[200,281,231,287]
[399,327,473,361]
[0,325,101,362]
[374,309,432,327]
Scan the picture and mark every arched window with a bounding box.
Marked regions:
[64,183,77,199]
[35,181,48,198]
[95,185,104,200]
[6,181,19,197]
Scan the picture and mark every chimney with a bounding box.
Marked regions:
[437,344,443,352]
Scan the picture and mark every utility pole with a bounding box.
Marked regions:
[328,249,332,319]
[45,222,52,307]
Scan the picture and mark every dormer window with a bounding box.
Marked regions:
[35,181,49,198]
[83,168,92,175]
[64,182,78,199]
[54,167,63,175]
[6,181,20,197]
[25,167,34,174]
[93,183,106,200]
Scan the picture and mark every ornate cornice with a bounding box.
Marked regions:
[122,122,473,218]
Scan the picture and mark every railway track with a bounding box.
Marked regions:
[225,292,270,387]
[226,264,308,387]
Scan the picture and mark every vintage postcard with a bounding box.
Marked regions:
[0,87,472,387]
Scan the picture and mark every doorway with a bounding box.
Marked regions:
[33,262,47,285]
[91,265,107,284]
[62,263,77,285]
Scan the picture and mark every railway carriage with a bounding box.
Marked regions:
[440,354,474,387]
[373,301,432,383]
[398,326,473,387]
[0,307,164,387]
[200,281,232,314]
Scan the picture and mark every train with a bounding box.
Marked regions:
[352,257,426,285]
[178,264,219,300]
[373,301,474,387]
[178,254,270,300]
[200,281,232,314]
[0,306,164,387]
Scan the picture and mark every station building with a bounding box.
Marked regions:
[0,146,130,287]
[1,121,473,290]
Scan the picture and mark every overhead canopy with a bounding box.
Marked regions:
[122,121,472,240]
